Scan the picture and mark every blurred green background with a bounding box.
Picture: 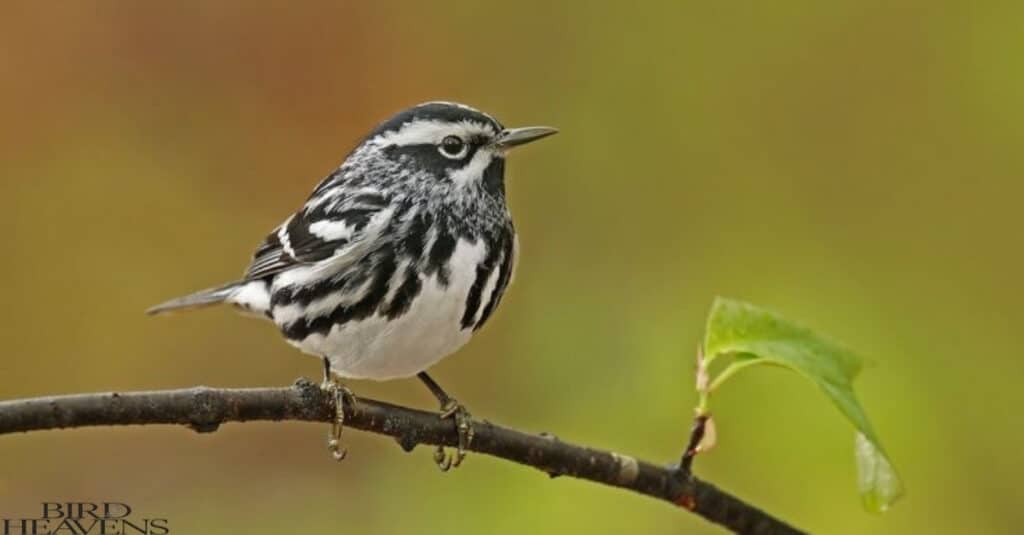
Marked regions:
[1,2,1021,533]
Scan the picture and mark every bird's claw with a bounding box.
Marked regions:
[434,399,474,472]
[321,375,355,462]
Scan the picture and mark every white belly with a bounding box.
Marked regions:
[286,238,490,380]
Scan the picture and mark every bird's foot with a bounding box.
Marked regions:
[320,357,355,461]
[324,381,356,461]
[433,398,474,472]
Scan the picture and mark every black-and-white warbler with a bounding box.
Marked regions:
[148,101,557,469]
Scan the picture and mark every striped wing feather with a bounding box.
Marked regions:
[244,190,389,281]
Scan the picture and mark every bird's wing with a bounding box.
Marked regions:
[244,188,391,280]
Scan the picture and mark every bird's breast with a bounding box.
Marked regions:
[268,233,513,380]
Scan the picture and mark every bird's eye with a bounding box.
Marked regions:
[438,135,468,159]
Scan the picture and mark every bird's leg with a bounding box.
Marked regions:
[321,356,355,461]
[417,372,474,471]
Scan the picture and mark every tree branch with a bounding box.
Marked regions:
[0,379,805,535]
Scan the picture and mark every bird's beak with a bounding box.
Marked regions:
[493,126,559,150]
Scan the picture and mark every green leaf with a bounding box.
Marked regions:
[702,297,904,513]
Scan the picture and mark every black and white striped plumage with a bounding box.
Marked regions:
[149,102,556,381]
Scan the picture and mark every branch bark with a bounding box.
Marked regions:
[0,379,805,535]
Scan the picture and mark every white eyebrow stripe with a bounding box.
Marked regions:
[372,119,497,147]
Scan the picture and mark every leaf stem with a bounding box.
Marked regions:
[708,358,763,392]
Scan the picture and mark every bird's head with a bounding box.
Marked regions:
[357,102,557,196]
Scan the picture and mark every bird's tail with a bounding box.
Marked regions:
[146,282,243,316]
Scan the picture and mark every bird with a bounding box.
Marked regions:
[147,101,557,470]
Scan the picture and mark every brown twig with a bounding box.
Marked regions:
[0,379,805,535]
[681,413,710,473]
